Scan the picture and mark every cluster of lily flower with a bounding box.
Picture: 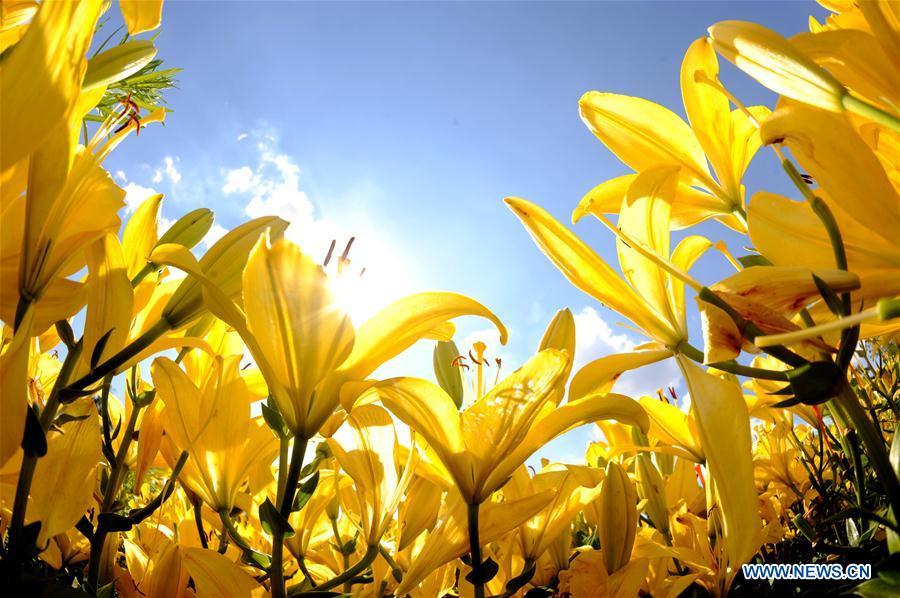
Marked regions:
[0,1,898,596]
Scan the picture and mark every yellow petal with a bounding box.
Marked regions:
[698,299,743,363]
[669,235,714,332]
[121,193,163,279]
[336,291,507,387]
[395,490,554,596]
[681,38,739,200]
[484,393,648,496]
[119,0,164,35]
[398,476,443,550]
[598,461,638,573]
[759,104,899,245]
[182,547,266,597]
[616,166,679,322]
[328,404,408,544]
[637,396,703,463]
[792,30,899,112]
[676,356,761,566]
[0,0,102,171]
[375,377,472,500]
[83,234,134,368]
[0,307,33,467]
[0,1,38,54]
[569,350,672,402]
[461,349,567,477]
[30,399,101,546]
[162,215,288,329]
[578,92,712,188]
[708,20,845,111]
[574,174,728,230]
[505,196,675,345]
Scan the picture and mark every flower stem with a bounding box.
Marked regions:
[7,338,82,559]
[677,342,788,381]
[271,436,308,598]
[468,501,485,598]
[842,94,900,132]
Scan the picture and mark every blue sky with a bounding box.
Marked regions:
[106,1,828,463]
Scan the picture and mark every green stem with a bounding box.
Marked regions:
[378,544,403,583]
[677,342,788,381]
[271,437,308,598]
[88,401,143,590]
[842,94,900,132]
[193,497,209,549]
[7,339,82,558]
[468,501,485,598]
[330,516,351,590]
[302,544,379,593]
[65,318,171,394]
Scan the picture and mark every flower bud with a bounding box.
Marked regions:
[708,20,845,112]
[433,340,464,408]
[83,39,157,90]
[157,208,215,251]
[635,453,670,537]
[598,461,637,573]
[161,216,288,329]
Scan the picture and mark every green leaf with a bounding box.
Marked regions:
[261,396,289,438]
[292,471,320,512]
[465,557,499,585]
[505,560,537,594]
[812,273,845,317]
[774,361,844,406]
[737,254,772,268]
[21,405,47,457]
[98,512,133,532]
[259,497,294,538]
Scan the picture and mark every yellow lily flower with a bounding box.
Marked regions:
[393,489,555,595]
[326,404,415,546]
[504,463,604,562]
[152,235,507,439]
[151,353,279,513]
[24,399,101,548]
[575,39,769,231]
[748,105,900,335]
[376,347,647,504]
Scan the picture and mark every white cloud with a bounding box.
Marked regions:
[236,133,248,141]
[222,166,254,194]
[569,305,682,399]
[114,170,128,184]
[573,306,636,355]
[152,156,181,185]
[122,182,159,213]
